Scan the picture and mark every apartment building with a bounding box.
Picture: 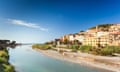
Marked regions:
[109,24,120,46]
[83,31,110,47]
[109,24,120,32]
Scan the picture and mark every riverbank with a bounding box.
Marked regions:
[0,48,15,72]
[35,48,120,72]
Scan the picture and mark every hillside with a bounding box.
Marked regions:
[88,24,113,31]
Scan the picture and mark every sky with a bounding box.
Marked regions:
[0,0,120,43]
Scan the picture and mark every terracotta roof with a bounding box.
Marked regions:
[110,32,120,34]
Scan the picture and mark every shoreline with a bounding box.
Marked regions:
[0,48,15,72]
[35,49,120,72]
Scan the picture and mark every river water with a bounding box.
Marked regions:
[9,45,109,72]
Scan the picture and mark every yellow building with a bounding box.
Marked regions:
[83,36,97,46]
[83,31,110,47]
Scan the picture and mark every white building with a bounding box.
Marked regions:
[74,34,85,43]
[97,31,109,37]
[69,34,75,41]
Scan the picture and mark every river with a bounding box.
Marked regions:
[9,45,109,72]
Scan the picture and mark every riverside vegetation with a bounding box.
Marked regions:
[32,44,120,56]
[32,44,53,50]
[0,40,16,72]
[0,48,15,72]
[70,45,120,56]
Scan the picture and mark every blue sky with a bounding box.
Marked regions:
[0,0,120,43]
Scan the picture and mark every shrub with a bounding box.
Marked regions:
[0,51,9,63]
[90,47,101,55]
[2,64,15,72]
[0,51,8,58]
[32,44,52,50]
[98,46,120,56]
[69,45,80,50]
[100,47,114,56]
[0,57,8,63]
[0,49,15,72]
[79,45,92,53]
[113,46,120,54]
[67,44,80,52]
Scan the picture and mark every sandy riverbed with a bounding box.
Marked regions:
[35,49,120,72]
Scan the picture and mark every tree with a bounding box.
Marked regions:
[63,39,69,44]
[80,30,84,32]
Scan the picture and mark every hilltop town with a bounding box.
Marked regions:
[51,24,120,47]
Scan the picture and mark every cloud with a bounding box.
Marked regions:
[7,19,48,32]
